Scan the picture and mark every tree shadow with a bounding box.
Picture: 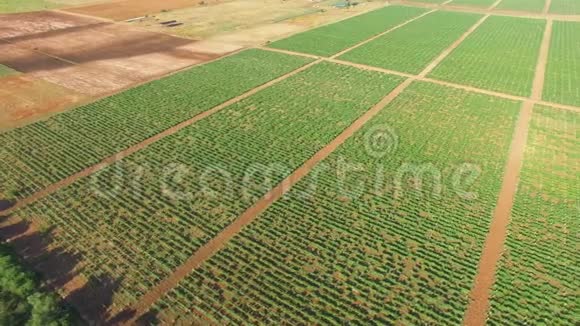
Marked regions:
[0,216,124,325]
[0,199,15,212]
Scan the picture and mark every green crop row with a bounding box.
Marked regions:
[549,0,580,14]
[268,6,427,57]
[450,0,496,7]
[429,16,545,97]
[543,21,580,106]
[339,11,481,74]
[495,0,546,12]
[488,106,579,325]
[149,82,521,325]
[11,62,404,311]
[0,49,312,200]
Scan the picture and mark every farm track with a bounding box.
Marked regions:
[463,18,553,326]
[119,13,492,324]
[543,0,552,14]
[396,0,580,21]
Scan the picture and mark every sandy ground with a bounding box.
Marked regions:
[126,0,387,46]
[0,10,241,130]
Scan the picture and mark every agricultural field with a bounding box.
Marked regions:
[488,107,579,325]
[267,5,427,57]
[0,63,17,77]
[149,82,521,324]
[1,1,580,325]
[495,0,546,12]
[549,0,580,15]
[338,11,481,74]
[429,16,545,96]
[449,0,496,7]
[10,62,404,312]
[543,21,580,106]
[0,49,312,201]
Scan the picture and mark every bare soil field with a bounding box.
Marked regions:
[0,74,87,130]
[0,10,241,129]
[64,0,224,21]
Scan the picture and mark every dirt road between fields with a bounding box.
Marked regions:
[463,19,553,326]
[116,12,493,324]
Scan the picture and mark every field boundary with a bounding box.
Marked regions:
[543,0,552,14]
[463,18,553,326]
[118,13,491,324]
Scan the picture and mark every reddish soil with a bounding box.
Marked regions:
[0,74,88,130]
[64,0,223,21]
[543,0,552,14]
[463,19,553,326]
[0,42,72,72]
[0,10,240,128]
[0,11,100,40]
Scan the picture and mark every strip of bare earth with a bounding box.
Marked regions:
[489,0,504,10]
[463,18,553,326]
[543,0,552,14]
[120,13,492,325]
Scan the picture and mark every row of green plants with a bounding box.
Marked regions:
[13,62,404,311]
[268,6,427,57]
[543,21,580,107]
[150,82,521,324]
[339,11,481,74]
[496,0,546,12]
[429,15,546,96]
[488,106,578,325]
[0,49,312,200]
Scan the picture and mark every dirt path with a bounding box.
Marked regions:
[543,0,552,14]
[118,14,490,324]
[463,19,553,326]
[489,0,504,10]
[0,59,319,217]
